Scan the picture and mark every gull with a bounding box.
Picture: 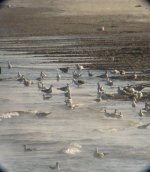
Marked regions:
[59,67,69,73]
[138,109,144,118]
[17,74,25,82]
[57,84,70,92]
[64,90,71,99]
[88,70,93,77]
[76,64,84,71]
[136,91,143,100]
[41,71,47,78]
[72,78,85,87]
[110,69,120,74]
[117,87,127,95]
[133,72,137,80]
[36,72,46,81]
[38,81,44,89]
[101,26,105,31]
[41,85,53,94]
[49,162,60,170]
[104,109,123,118]
[106,78,113,86]
[17,72,22,78]
[56,71,61,81]
[97,70,108,79]
[97,82,104,92]
[8,61,12,69]
[43,94,52,100]
[93,148,108,159]
[143,102,150,112]
[36,75,43,81]
[23,145,35,152]
[23,78,33,86]
[120,70,126,75]
[72,70,82,79]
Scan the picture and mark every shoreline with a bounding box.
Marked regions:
[0,6,150,71]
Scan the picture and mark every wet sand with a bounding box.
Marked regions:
[0,0,150,70]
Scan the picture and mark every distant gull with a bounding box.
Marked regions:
[72,78,85,87]
[56,71,61,81]
[17,72,22,78]
[97,70,108,79]
[8,61,12,69]
[59,67,69,73]
[17,74,25,82]
[88,70,93,77]
[120,70,126,75]
[41,85,53,94]
[38,81,44,90]
[133,72,137,80]
[23,78,33,86]
[49,162,60,170]
[106,78,113,86]
[23,144,35,152]
[138,109,144,118]
[101,26,105,31]
[57,83,70,92]
[97,82,104,92]
[43,94,52,100]
[36,71,46,81]
[104,109,123,118]
[72,70,82,79]
[110,69,120,74]
[76,64,84,71]
[143,102,150,112]
[93,147,108,159]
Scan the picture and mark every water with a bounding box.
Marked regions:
[0,37,150,172]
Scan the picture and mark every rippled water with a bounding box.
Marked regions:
[0,37,150,172]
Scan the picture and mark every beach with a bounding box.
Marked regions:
[0,1,150,172]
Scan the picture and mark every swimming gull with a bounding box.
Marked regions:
[93,147,108,159]
[72,78,85,87]
[59,67,69,73]
[49,162,60,170]
[23,145,35,152]
[41,85,53,94]
[57,83,70,92]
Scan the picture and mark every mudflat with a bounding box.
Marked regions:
[0,0,150,70]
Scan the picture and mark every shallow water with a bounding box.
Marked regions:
[0,37,150,172]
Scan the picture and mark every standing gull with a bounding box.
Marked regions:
[8,61,12,69]
[76,64,84,71]
[56,71,61,81]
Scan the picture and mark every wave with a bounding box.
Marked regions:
[60,142,82,155]
[0,111,20,119]
[0,109,51,120]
